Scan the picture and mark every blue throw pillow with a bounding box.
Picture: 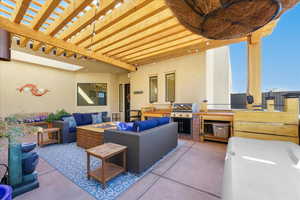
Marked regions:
[73,113,83,126]
[62,116,77,128]
[92,113,102,124]
[81,113,92,125]
[156,117,170,126]
[117,122,134,131]
[133,119,158,132]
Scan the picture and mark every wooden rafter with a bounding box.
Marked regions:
[0,8,11,16]
[0,16,135,71]
[55,48,65,56]
[33,0,93,55]
[124,36,203,62]
[94,13,177,53]
[71,0,156,46]
[11,0,32,23]
[131,38,246,65]
[47,0,93,36]
[31,0,62,30]
[1,0,278,69]
[19,37,29,48]
[20,0,63,48]
[91,9,175,53]
[114,31,195,59]
[58,0,117,41]
[105,24,184,56]
[0,1,14,11]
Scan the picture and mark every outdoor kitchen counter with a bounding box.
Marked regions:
[142,109,171,120]
[194,112,234,116]
[194,112,234,143]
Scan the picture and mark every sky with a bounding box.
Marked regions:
[230,4,300,93]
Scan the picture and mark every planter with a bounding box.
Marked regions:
[0,185,12,200]
[47,122,53,128]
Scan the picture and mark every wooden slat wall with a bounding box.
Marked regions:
[234,110,299,144]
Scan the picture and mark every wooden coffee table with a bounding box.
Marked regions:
[77,122,117,149]
[86,143,127,188]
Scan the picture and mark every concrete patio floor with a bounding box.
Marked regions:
[1,137,226,200]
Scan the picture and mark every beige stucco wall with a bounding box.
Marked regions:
[0,46,231,117]
[129,46,232,110]
[206,46,232,109]
[0,60,75,117]
[0,59,126,118]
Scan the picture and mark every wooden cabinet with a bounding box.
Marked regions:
[198,113,234,143]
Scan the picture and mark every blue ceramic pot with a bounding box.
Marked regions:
[0,185,12,200]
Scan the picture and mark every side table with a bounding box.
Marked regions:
[37,128,60,147]
[86,143,127,188]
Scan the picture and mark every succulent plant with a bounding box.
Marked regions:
[0,115,38,150]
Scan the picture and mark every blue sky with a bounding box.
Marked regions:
[230,4,300,93]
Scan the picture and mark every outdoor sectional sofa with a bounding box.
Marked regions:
[53,112,110,143]
[104,121,178,173]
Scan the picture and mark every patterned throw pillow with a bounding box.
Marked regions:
[62,116,77,128]
[117,122,134,131]
[92,113,102,124]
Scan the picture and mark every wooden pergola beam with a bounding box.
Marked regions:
[77,2,168,50]
[58,0,117,41]
[124,35,202,61]
[91,8,174,52]
[97,19,180,55]
[106,24,185,56]
[132,38,247,65]
[11,0,32,23]
[20,0,63,48]
[19,37,29,48]
[55,48,65,56]
[0,16,135,71]
[114,31,193,59]
[125,38,204,63]
[47,0,93,36]
[31,0,62,30]
[32,0,93,50]
[71,0,156,47]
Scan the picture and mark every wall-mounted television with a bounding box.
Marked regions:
[0,29,11,61]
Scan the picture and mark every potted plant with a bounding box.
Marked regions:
[0,115,38,199]
[44,113,56,128]
[44,109,70,128]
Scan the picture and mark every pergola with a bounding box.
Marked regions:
[0,0,278,106]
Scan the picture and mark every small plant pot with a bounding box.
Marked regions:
[47,122,53,128]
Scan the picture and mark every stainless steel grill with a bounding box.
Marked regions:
[171,103,198,118]
[170,103,198,134]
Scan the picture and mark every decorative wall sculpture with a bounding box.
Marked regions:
[18,84,49,96]
[165,0,299,40]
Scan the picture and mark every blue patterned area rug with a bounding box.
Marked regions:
[38,141,184,200]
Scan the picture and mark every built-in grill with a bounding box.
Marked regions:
[171,103,198,134]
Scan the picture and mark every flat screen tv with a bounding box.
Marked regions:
[0,29,11,61]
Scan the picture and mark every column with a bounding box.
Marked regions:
[247,35,262,109]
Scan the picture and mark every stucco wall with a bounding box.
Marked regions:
[0,60,75,117]
[130,46,232,110]
[0,60,124,117]
[0,46,231,117]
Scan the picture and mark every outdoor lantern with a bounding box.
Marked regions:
[165,0,299,40]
